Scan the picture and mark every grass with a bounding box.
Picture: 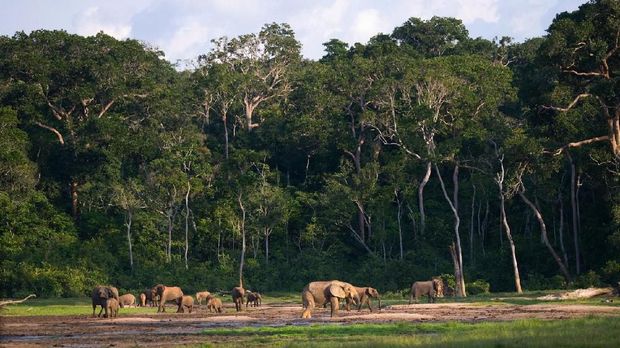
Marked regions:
[0,297,163,316]
[200,317,620,347]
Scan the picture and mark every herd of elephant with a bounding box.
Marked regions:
[91,277,447,319]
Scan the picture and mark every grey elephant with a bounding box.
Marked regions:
[232,286,245,312]
[206,295,223,313]
[105,298,119,318]
[409,278,444,304]
[91,285,119,318]
[141,289,157,307]
[246,291,262,307]
[346,286,381,311]
[152,284,184,313]
[196,291,211,305]
[301,280,359,318]
[180,295,194,313]
[119,293,136,308]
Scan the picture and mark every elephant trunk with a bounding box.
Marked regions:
[377,296,382,310]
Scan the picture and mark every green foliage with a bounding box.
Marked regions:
[574,270,601,289]
[0,2,619,298]
[466,279,491,295]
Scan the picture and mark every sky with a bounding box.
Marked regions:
[1,0,587,64]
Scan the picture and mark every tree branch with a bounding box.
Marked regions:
[34,121,65,145]
[552,135,610,155]
[542,93,592,112]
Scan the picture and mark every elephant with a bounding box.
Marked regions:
[180,295,194,313]
[141,289,157,307]
[119,294,136,308]
[409,278,444,304]
[232,286,245,312]
[246,291,262,307]
[152,284,184,313]
[346,286,381,312]
[206,295,223,313]
[301,280,359,318]
[196,291,211,305]
[105,298,119,318]
[91,285,119,318]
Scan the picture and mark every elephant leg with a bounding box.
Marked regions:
[330,297,340,317]
[176,299,183,313]
[97,305,104,317]
[301,295,314,319]
[92,304,96,317]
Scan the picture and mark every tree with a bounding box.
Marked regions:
[392,16,469,57]
[207,23,301,131]
[540,0,620,158]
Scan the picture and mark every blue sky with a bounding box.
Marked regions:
[1,0,587,63]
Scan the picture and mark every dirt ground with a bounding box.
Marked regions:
[2,301,620,347]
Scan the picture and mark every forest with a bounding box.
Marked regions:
[0,0,618,298]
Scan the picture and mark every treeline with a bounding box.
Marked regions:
[1,0,618,298]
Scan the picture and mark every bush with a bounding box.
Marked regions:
[574,270,601,289]
[525,273,568,290]
[601,260,620,286]
[466,279,490,295]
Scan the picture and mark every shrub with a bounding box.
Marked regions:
[574,270,601,289]
[466,279,490,295]
[601,260,620,285]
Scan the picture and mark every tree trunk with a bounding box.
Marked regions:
[567,152,581,275]
[418,161,432,235]
[166,214,173,263]
[558,191,569,268]
[265,228,270,266]
[470,184,476,265]
[435,163,466,297]
[70,179,79,218]
[238,192,246,289]
[223,113,229,159]
[519,189,572,282]
[184,182,191,270]
[449,243,465,297]
[126,210,134,272]
[395,190,404,260]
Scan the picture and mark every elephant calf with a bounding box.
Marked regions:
[91,285,119,318]
[206,295,223,313]
[409,278,444,304]
[119,294,136,308]
[196,291,211,305]
[180,295,194,313]
[246,291,262,307]
[105,298,119,318]
[346,286,381,312]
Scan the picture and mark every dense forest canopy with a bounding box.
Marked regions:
[1,0,618,297]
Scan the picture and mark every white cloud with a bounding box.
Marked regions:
[288,0,351,58]
[456,0,499,23]
[74,6,132,39]
[159,19,211,62]
[509,0,558,38]
[350,9,385,43]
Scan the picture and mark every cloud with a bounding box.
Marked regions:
[456,0,499,23]
[74,6,132,39]
[350,9,385,43]
[509,0,558,38]
[288,0,351,58]
[159,19,211,62]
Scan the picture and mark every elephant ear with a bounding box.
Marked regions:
[328,284,346,299]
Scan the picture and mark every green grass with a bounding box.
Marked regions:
[0,297,162,316]
[200,317,620,347]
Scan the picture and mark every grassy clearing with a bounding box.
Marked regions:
[201,317,620,347]
[0,297,163,316]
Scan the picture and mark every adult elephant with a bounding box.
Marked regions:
[119,294,136,308]
[409,278,444,304]
[301,280,359,318]
[152,284,184,313]
[346,286,381,312]
[232,286,245,312]
[91,285,119,318]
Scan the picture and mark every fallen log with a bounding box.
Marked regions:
[537,287,613,300]
[0,294,36,307]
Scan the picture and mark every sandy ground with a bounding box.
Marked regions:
[2,302,620,347]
